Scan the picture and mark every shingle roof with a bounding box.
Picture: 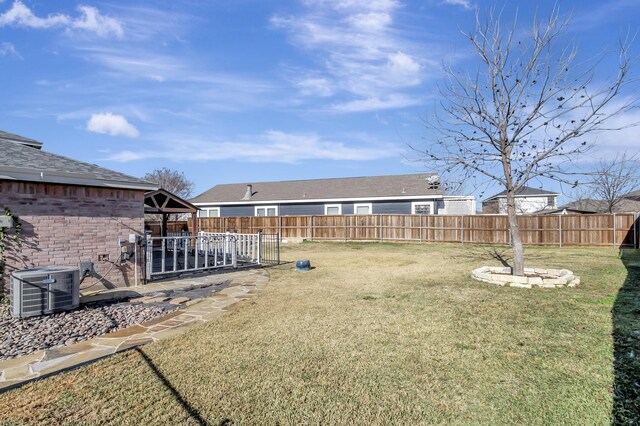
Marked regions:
[0,134,157,190]
[484,186,559,201]
[558,199,607,213]
[556,197,640,213]
[191,173,443,204]
[0,130,43,149]
[624,189,640,200]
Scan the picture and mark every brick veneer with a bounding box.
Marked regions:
[1,181,145,292]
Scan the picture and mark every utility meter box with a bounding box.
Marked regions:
[0,216,14,228]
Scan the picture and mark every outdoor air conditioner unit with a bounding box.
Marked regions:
[11,266,80,318]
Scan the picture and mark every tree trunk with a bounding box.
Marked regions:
[505,190,525,276]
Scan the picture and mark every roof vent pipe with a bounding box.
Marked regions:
[243,184,253,200]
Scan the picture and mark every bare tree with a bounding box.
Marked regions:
[143,168,195,221]
[588,153,640,213]
[414,6,636,275]
[143,167,194,199]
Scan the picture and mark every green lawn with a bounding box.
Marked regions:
[1,242,639,425]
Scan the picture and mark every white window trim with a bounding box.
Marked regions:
[255,205,279,217]
[324,203,342,215]
[198,207,220,218]
[353,203,373,215]
[411,201,435,215]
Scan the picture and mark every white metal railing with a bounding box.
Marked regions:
[167,231,191,251]
[197,231,262,263]
[144,231,264,280]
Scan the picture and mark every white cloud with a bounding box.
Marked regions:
[105,130,397,163]
[72,46,278,111]
[296,77,334,97]
[347,12,392,32]
[72,6,123,38]
[387,51,421,84]
[78,46,274,89]
[104,4,190,41]
[581,109,640,159]
[86,113,139,137]
[332,94,421,112]
[443,0,472,9]
[0,1,123,38]
[272,0,432,112]
[0,41,21,58]
[0,1,69,28]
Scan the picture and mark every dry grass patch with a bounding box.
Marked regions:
[1,242,636,425]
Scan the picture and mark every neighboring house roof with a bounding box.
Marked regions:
[551,197,640,213]
[615,198,640,212]
[623,189,640,201]
[483,186,559,202]
[557,199,607,213]
[537,207,598,215]
[0,133,157,191]
[191,173,443,204]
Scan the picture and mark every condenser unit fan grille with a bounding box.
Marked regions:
[11,267,80,318]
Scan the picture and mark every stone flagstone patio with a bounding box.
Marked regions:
[0,268,269,392]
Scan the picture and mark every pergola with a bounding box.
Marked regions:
[144,188,199,237]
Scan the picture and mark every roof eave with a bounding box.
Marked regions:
[484,192,559,202]
[0,167,158,191]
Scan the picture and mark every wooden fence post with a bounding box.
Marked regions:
[344,216,347,241]
[559,215,562,248]
[461,216,464,246]
[613,213,616,248]
[633,212,640,249]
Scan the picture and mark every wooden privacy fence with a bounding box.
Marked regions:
[145,221,189,237]
[148,213,640,248]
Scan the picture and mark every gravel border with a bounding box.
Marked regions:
[0,302,177,360]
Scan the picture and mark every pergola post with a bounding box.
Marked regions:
[161,213,168,238]
[192,212,198,236]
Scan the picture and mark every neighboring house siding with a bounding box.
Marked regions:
[516,196,556,213]
[439,199,475,215]
[1,181,144,293]
[372,201,411,214]
[483,196,557,214]
[220,206,254,217]
[501,196,556,214]
[280,203,324,216]
[206,199,449,216]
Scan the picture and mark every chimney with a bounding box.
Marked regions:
[243,184,253,200]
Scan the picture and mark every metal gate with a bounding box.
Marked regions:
[144,231,277,281]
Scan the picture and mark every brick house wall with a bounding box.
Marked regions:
[1,181,145,293]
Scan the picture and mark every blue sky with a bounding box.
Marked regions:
[1,0,638,201]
